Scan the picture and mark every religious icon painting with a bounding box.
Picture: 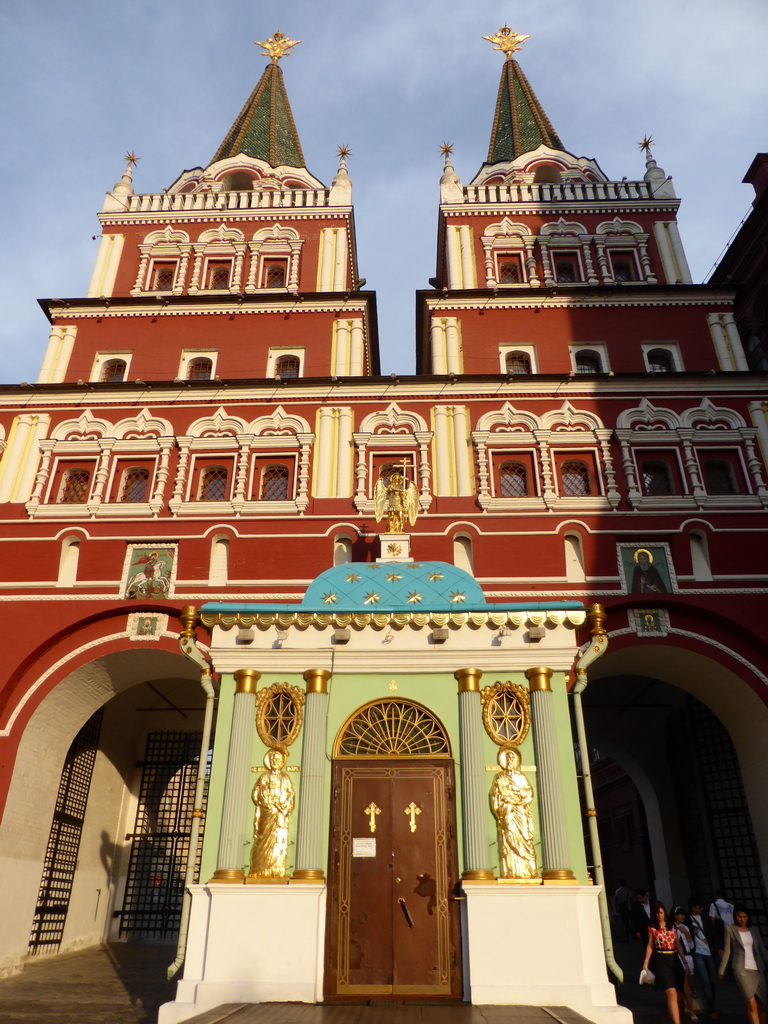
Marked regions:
[617,542,676,595]
[627,608,670,638]
[127,612,168,641]
[122,544,177,600]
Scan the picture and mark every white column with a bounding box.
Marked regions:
[349,320,364,376]
[337,408,354,498]
[459,225,474,288]
[294,669,331,879]
[314,407,335,497]
[50,326,77,384]
[666,221,692,283]
[749,401,768,468]
[334,320,350,376]
[0,415,51,504]
[431,319,447,374]
[446,227,461,289]
[445,318,461,373]
[455,668,493,879]
[319,229,335,291]
[332,227,348,290]
[707,313,732,369]
[87,234,124,297]
[37,326,65,384]
[453,406,471,495]
[653,222,678,284]
[434,407,452,495]
[723,314,749,370]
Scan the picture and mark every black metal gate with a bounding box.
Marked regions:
[28,709,104,955]
[119,731,208,938]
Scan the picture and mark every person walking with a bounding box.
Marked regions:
[674,906,698,1021]
[632,889,652,941]
[689,896,719,1020]
[643,901,686,1024]
[718,905,767,1024]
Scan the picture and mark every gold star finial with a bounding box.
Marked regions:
[639,135,655,155]
[482,26,530,60]
[254,30,301,63]
[125,151,139,168]
[337,144,351,159]
[440,142,453,157]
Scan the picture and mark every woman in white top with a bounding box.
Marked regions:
[718,905,767,1024]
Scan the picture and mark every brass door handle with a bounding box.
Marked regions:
[398,897,414,929]
[449,894,465,901]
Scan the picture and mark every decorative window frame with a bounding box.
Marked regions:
[538,402,618,510]
[568,343,610,375]
[636,450,685,497]
[472,403,546,512]
[267,347,305,379]
[480,219,538,287]
[27,408,173,518]
[252,455,297,501]
[91,351,132,383]
[170,405,313,515]
[132,226,192,296]
[539,219,597,286]
[246,223,304,294]
[641,342,682,373]
[595,219,656,285]
[178,349,218,381]
[615,398,768,509]
[353,403,433,515]
[188,225,246,295]
[499,344,538,374]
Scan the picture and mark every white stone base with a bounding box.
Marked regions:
[158,882,326,1024]
[463,883,632,1024]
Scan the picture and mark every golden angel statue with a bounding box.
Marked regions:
[373,469,419,534]
[489,745,539,879]
[248,748,295,879]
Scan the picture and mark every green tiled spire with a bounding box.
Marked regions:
[211,56,305,168]
[486,54,564,163]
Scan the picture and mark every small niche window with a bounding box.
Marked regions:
[610,252,637,282]
[560,460,591,496]
[261,464,290,500]
[574,349,603,374]
[505,351,532,375]
[59,469,91,504]
[533,164,562,184]
[647,348,675,373]
[499,461,529,497]
[704,459,738,495]
[151,263,176,291]
[263,259,288,288]
[642,460,673,496]
[188,357,213,381]
[275,354,300,378]
[207,262,231,290]
[497,254,523,284]
[554,254,580,283]
[199,466,229,501]
[120,467,150,503]
[101,358,127,383]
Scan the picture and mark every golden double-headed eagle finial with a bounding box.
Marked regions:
[482,25,530,60]
[254,30,301,63]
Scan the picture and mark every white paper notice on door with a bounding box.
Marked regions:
[352,838,376,858]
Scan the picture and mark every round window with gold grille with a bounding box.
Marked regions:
[255,682,305,749]
[336,699,450,758]
[480,682,530,746]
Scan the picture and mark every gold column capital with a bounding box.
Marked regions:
[179,605,198,639]
[455,667,483,692]
[234,668,261,694]
[525,666,553,692]
[303,668,331,693]
[587,603,607,637]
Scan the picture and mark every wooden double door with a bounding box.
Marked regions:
[325,759,462,1000]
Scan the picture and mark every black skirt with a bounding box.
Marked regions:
[654,950,684,990]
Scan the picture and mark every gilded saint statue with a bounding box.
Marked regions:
[489,745,539,879]
[373,469,419,533]
[248,748,295,879]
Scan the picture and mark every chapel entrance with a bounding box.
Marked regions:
[324,700,462,1001]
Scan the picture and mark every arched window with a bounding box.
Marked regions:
[188,357,213,381]
[59,468,91,504]
[275,355,300,378]
[647,348,675,373]
[704,459,737,495]
[610,254,637,282]
[200,466,229,501]
[533,164,562,184]
[120,467,150,503]
[151,263,175,290]
[264,260,287,288]
[574,350,602,374]
[334,536,353,566]
[57,537,81,587]
[642,461,673,496]
[554,256,579,283]
[690,531,713,582]
[222,171,254,192]
[499,461,528,497]
[261,465,290,500]
[209,535,229,584]
[498,258,521,284]
[453,534,474,573]
[207,262,231,290]
[564,533,586,583]
[505,351,532,375]
[560,461,591,496]
[100,359,127,383]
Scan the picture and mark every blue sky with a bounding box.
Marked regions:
[1,0,767,382]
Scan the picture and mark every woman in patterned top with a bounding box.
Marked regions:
[643,901,686,1024]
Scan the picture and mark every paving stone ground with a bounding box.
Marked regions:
[0,938,746,1024]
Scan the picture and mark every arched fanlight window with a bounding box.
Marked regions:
[101,359,127,383]
[574,350,602,374]
[261,464,290,500]
[560,460,591,496]
[335,699,451,758]
[647,348,675,373]
[200,466,229,501]
[505,351,531,375]
[59,468,91,504]
[704,459,737,495]
[120,467,150,503]
[499,461,528,497]
[188,357,213,381]
[642,460,673,496]
[275,355,300,378]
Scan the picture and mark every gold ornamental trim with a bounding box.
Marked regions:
[201,609,586,631]
[255,681,305,749]
[480,681,531,746]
